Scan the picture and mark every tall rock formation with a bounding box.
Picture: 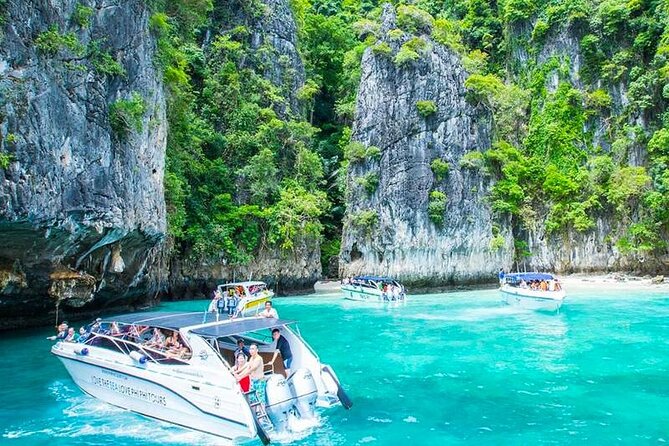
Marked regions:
[167,0,319,297]
[506,22,668,274]
[339,5,512,287]
[0,0,167,329]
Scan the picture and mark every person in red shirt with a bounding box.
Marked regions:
[233,354,251,392]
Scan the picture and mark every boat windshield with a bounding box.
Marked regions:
[247,283,267,295]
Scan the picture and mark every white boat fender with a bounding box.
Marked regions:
[129,350,148,364]
[73,345,89,356]
[288,368,318,419]
[265,373,295,430]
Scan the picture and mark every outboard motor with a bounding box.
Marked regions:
[264,373,295,430]
[288,368,318,419]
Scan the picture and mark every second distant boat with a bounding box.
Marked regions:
[211,281,274,317]
[341,276,406,302]
[500,272,566,312]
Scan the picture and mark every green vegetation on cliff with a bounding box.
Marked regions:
[152,0,669,272]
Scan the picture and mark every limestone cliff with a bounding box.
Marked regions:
[339,5,513,287]
[507,22,668,274]
[166,0,318,297]
[0,0,166,329]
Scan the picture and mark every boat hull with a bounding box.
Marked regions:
[239,292,274,317]
[52,349,255,441]
[500,286,566,311]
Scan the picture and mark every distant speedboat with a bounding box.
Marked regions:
[211,281,274,318]
[500,272,566,311]
[341,276,406,302]
[51,312,351,444]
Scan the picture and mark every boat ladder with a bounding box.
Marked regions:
[244,389,273,431]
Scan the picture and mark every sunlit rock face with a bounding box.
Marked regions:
[339,4,513,288]
[0,0,167,329]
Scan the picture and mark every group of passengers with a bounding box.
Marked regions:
[231,328,293,404]
[140,327,191,359]
[209,288,241,317]
[49,318,103,343]
[50,319,191,359]
[517,279,562,292]
[380,283,404,301]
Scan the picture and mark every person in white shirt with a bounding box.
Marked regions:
[259,301,278,318]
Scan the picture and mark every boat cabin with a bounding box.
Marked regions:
[348,275,402,290]
[503,272,562,291]
[217,281,271,298]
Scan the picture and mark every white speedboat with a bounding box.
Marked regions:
[341,276,406,302]
[211,281,274,318]
[51,312,351,444]
[500,272,566,311]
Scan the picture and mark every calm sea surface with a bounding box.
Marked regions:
[3,288,669,445]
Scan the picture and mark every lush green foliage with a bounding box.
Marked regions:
[344,141,381,162]
[355,171,379,195]
[0,152,11,169]
[73,4,94,28]
[34,25,84,56]
[416,100,437,117]
[88,40,126,77]
[459,151,485,170]
[350,209,378,234]
[394,36,428,66]
[430,158,450,181]
[109,92,146,138]
[148,0,336,264]
[428,190,447,225]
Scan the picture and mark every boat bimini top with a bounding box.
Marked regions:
[106,311,294,335]
[504,272,556,283]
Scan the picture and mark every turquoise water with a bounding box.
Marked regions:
[3,288,669,445]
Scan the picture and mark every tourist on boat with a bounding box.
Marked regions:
[498,268,505,285]
[235,338,250,360]
[77,326,90,343]
[234,344,266,403]
[208,289,225,314]
[47,321,69,341]
[233,354,251,393]
[519,279,528,288]
[259,301,278,319]
[145,328,166,349]
[85,318,102,334]
[269,328,293,376]
[64,327,79,342]
[227,292,239,317]
[109,321,122,336]
[165,331,188,358]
